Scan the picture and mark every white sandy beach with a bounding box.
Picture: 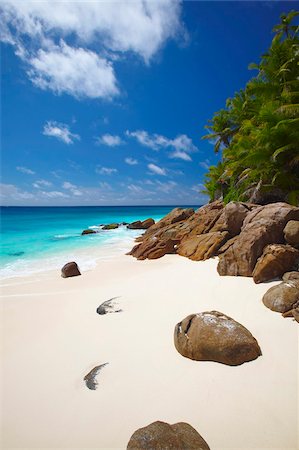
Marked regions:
[1,254,298,450]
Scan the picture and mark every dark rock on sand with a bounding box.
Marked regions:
[61,262,81,278]
[81,229,97,235]
[84,363,108,390]
[127,421,210,450]
[218,202,299,277]
[102,223,119,230]
[262,280,299,313]
[96,297,122,315]
[174,311,261,366]
[284,220,299,248]
[252,244,299,283]
[127,218,155,229]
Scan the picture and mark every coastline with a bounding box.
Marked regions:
[1,250,298,450]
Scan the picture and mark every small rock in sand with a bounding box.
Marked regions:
[61,262,81,278]
[84,363,108,390]
[96,297,122,315]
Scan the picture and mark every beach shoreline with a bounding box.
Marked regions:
[1,251,298,450]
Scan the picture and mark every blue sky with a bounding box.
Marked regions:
[1,0,297,206]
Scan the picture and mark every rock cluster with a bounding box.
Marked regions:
[127,421,210,450]
[174,311,261,366]
[128,202,299,284]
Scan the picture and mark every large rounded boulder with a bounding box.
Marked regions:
[284,220,299,248]
[174,311,261,366]
[252,244,299,283]
[61,262,81,278]
[262,280,299,313]
[127,421,210,450]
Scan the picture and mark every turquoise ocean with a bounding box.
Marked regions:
[0,205,200,279]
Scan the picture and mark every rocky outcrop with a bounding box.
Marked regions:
[174,311,261,366]
[84,363,108,390]
[218,203,299,277]
[262,279,299,313]
[96,297,122,315]
[61,262,81,278]
[252,244,299,283]
[178,231,229,261]
[284,220,299,248]
[129,238,177,260]
[127,421,210,450]
[81,229,97,235]
[102,223,119,230]
[127,218,155,229]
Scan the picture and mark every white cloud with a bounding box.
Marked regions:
[28,41,119,99]
[33,179,52,188]
[43,121,80,144]
[169,150,192,161]
[199,159,210,170]
[96,166,118,175]
[41,190,69,198]
[16,166,35,175]
[155,180,177,193]
[125,157,138,165]
[148,163,166,176]
[97,134,123,146]
[1,1,183,99]
[126,130,197,160]
[0,183,34,201]
[62,181,82,196]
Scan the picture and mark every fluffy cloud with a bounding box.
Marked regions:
[96,166,118,175]
[33,179,52,188]
[1,1,183,99]
[148,163,166,176]
[126,130,197,160]
[0,183,34,201]
[62,181,83,196]
[16,166,35,175]
[43,121,80,144]
[97,134,123,146]
[125,157,138,165]
[28,42,119,99]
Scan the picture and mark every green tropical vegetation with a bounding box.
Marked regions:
[202,10,299,205]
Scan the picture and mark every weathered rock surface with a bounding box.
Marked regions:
[84,363,108,390]
[129,238,177,260]
[96,297,122,315]
[174,311,261,366]
[284,220,299,248]
[262,280,299,313]
[178,231,229,261]
[61,262,81,278]
[218,202,299,277]
[127,218,155,229]
[253,244,299,283]
[283,271,299,282]
[127,421,210,450]
[102,223,119,230]
[81,229,97,235]
[209,201,251,236]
